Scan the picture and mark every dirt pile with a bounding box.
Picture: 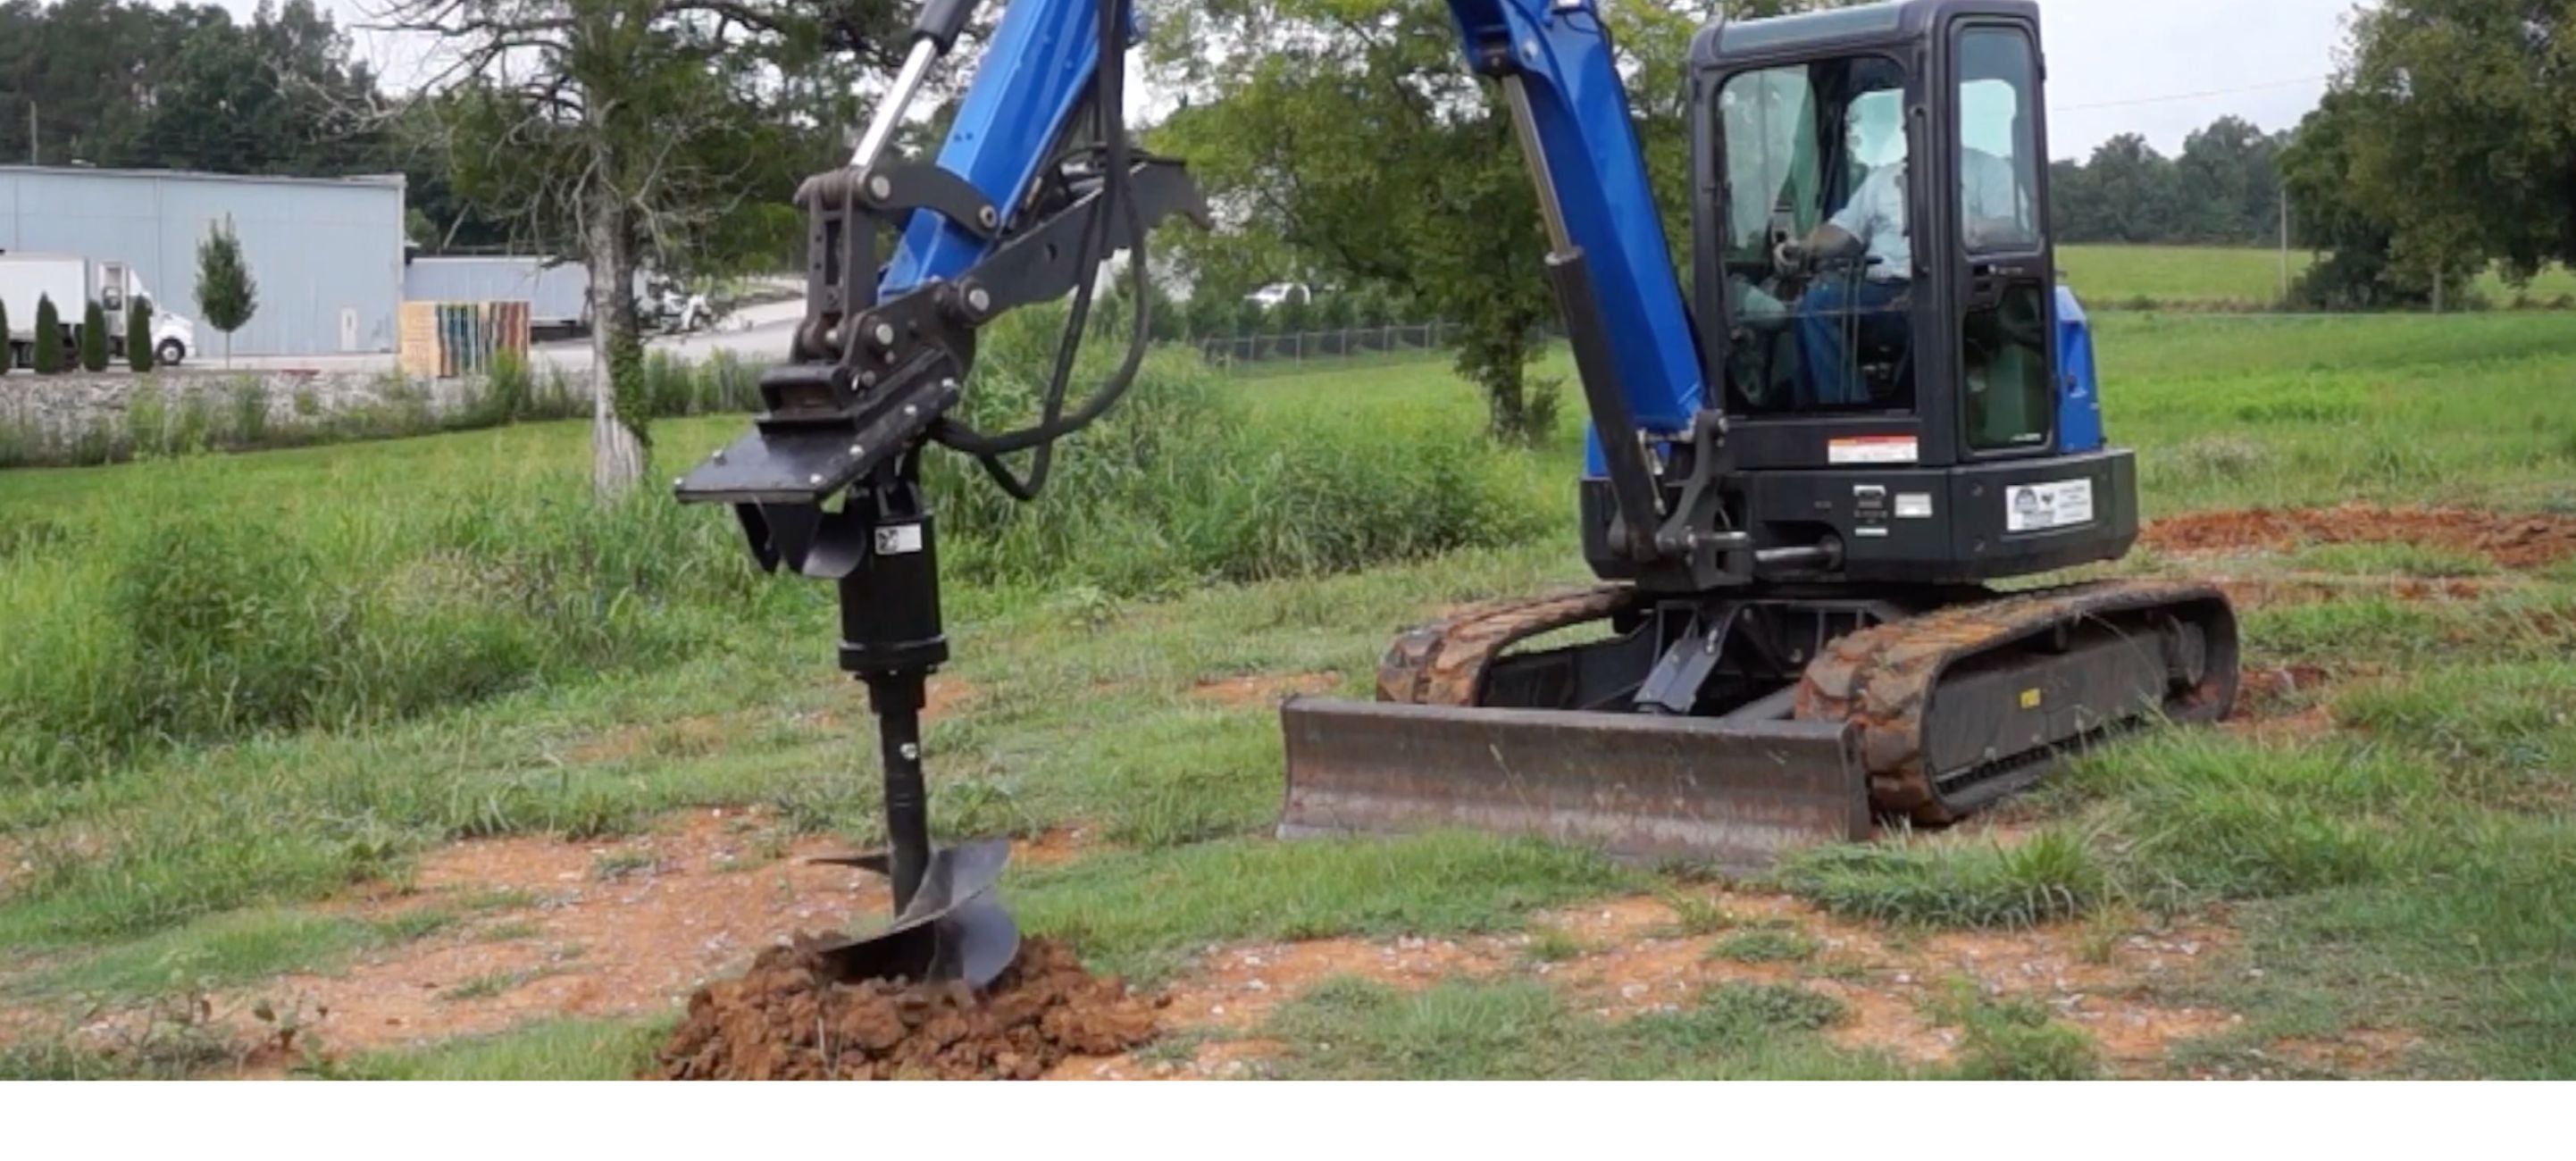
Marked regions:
[2145,505,2576,571]
[657,937,1158,1080]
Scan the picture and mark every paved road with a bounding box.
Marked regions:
[206,295,807,375]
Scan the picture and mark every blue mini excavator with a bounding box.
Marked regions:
[676,0,2240,988]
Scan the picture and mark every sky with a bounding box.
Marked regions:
[220,0,2371,162]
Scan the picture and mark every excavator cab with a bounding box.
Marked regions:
[1649,0,2132,589]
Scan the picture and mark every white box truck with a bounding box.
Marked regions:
[0,253,199,369]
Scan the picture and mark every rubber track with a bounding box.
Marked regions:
[1793,578,2236,824]
[1376,584,1637,705]
[1376,577,2235,827]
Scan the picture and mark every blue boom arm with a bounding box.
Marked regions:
[879,0,1120,295]
[1445,0,1708,442]
[885,0,1702,447]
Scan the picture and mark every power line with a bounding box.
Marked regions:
[2051,74,2329,113]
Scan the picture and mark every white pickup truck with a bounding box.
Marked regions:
[0,253,200,369]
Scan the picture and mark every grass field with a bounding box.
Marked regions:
[2056,245,2576,309]
[3,309,2574,1080]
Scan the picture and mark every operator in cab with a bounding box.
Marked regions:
[1775,146,2026,407]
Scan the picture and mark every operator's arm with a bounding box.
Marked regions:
[1783,170,1882,263]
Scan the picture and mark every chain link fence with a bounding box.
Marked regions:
[1191,322,1452,370]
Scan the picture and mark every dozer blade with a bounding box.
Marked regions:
[1278,697,1867,871]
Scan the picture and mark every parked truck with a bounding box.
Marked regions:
[0,253,199,369]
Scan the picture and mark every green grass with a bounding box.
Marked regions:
[1013,833,1629,983]
[2058,244,2576,309]
[440,970,534,1002]
[18,906,456,1000]
[4,308,2575,1077]
[2288,541,2496,579]
[1777,830,2110,929]
[1709,923,1819,964]
[313,1017,670,1081]
[1926,984,2102,1081]
[1521,925,1586,963]
[2059,245,2308,308]
[1259,976,1901,1081]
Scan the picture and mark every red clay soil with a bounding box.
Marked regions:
[657,937,1158,1081]
[2144,505,2576,571]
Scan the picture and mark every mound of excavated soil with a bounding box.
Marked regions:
[656,937,1158,1081]
[2145,505,2576,571]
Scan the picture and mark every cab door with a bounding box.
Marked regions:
[1946,20,2055,455]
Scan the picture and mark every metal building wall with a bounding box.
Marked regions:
[0,167,405,357]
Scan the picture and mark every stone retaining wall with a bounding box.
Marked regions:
[0,366,607,466]
[1,368,506,436]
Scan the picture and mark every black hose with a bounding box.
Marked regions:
[937,0,1153,501]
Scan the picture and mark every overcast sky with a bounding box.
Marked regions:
[229,0,2370,161]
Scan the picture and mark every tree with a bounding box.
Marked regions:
[1312,289,1355,332]
[128,296,156,373]
[372,0,890,496]
[2175,116,2285,245]
[1150,0,1847,443]
[2331,0,2576,297]
[1349,283,1393,329]
[2279,91,2426,310]
[0,1,390,175]
[32,295,63,374]
[79,299,109,372]
[195,215,258,366]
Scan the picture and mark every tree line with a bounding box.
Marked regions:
[2048,118,2288,247]
[4,0,2565,462]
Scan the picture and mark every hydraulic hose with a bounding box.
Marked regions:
[934,0,1154,501]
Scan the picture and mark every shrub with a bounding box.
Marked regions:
[195,216,258,364]
[79,299,109,372]
[126,297,155,372]
[32,295,63,374]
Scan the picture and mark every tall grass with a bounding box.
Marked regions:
[0,465,770,789]
[927,305,1548,594]
[0,309,1546,792]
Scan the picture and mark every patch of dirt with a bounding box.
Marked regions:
[922,676,978,719]
[1057,889,2251,1080]
[657,938,1157,1081]
[1191,671,1341,707]
[1046,933,1512,1079]
[215,811,1097,1060]
[2146,505,2576,572]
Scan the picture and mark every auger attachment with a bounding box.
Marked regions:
[677,426,1021,990]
